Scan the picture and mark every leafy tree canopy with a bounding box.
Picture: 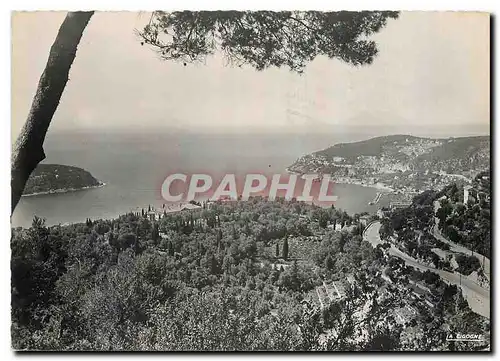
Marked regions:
[138,11,399,73]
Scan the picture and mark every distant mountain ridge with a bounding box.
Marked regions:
[288,135,490,192]
[23,164,102,196]
[316,135,488,165]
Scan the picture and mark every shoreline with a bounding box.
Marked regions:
[14,176,393,229]
[335,180,394,192]
[22,182,106,197]
[52,201,200,227]
[285,168,395,192]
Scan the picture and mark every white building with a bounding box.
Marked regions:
[181,203,202,211]
[464,185,472,204]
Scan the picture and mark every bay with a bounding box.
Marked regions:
[11,130,384,228]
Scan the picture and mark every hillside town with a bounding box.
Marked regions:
[287,135,489,207]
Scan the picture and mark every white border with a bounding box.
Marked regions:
[1,1,497,360]
[2,0,499,11]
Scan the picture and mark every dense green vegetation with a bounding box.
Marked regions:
[436,171,491,257]
[455,254,481,276]
[23,164,101,195]
[380,202,440,268]
[10,199,368,350]
[381,170,490,262]
[414,137,490,173]
[11,196,489,350]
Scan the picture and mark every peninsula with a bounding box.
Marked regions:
[288,135,489,193]
[22,164,103,196]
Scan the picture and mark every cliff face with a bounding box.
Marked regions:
[22,164,101,195]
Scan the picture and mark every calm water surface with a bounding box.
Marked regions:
[12,130,386,228]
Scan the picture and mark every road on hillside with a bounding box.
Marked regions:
[433,200,490,281]
[364,222,490,319]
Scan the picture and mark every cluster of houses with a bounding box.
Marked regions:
[143,200,210,222]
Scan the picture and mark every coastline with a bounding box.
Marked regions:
[285,168,394,192]
[335,180,394,192]
[22,182,106,197]
[15,173,395,229]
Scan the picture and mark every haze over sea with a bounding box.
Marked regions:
[11,126,488,229]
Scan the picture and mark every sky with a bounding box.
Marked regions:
[11,11,490,141]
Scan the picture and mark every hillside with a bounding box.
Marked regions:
[22,164,102,196]
[413,136,490,172]
[435,170,491,257]
[316,135,425,162]
[11,197,488,350]
[288,135,490,192]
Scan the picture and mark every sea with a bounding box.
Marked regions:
[11,129,391,228]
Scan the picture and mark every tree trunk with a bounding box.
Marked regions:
[11,11,94,214]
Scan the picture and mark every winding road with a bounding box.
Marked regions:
[363,221,490,318]
[433,200,490,281]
